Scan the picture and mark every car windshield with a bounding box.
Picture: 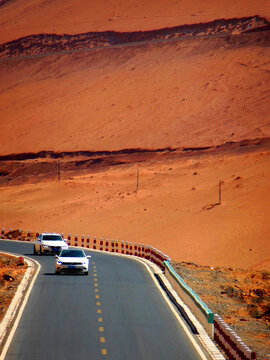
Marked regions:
[43,235,62,241]
[60,250,85,258]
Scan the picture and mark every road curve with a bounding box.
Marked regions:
[0,240,205,360]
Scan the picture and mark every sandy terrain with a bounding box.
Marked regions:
[0,0,269,356]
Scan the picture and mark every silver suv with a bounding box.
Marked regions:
[34,233,68,255]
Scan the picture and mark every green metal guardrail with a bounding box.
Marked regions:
[164,260,214,324]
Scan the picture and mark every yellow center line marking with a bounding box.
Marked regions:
[94,278,98,282]
[94,283,98,287]
[96,302,101,306]
[98,317,103,322]
[94,289,99,293]
[94,273,97,277]
[97,309,102,314]
[99,326,104,332]
[95,295,100,299]
[101,349,107,356]
[100,337,105,343]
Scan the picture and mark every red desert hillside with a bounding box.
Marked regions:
[0,0,269,270]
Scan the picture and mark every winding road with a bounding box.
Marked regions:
[0,240,207,360]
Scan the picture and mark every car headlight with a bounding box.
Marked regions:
[42,245,50,249]
[57,260,62,265]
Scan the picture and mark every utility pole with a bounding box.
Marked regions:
[136,168,139,192]
[219,180,222,205]
[57,160,60,181]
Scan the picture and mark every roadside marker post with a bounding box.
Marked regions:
[125,241,129,255]
[93,236,97,250]
[86,235,90,248]
[81,235,85,248]
[100,237,104,251]
[111,240,115,252]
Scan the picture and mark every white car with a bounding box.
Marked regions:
[34,233,68,255]
[55,249,91,275]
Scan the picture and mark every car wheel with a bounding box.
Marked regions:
[33,245,37,255]
[40,246,43,255]
[55,270,60,275]
[84,271,88,276]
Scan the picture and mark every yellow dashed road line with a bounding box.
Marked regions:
[91,262,107,357]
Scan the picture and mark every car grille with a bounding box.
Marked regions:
[51,247,61,251]
[62,262,83,265]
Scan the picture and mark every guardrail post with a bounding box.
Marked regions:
[81,235,85,248]
[129,242,133,255]
[1,228,4,239]
[121,241,124,254]
[18,229,22,241]
[93,236,97,250]
[68,233,71,246]
[86,235,90,248]
[111,240,115,252]
[105,239,109,251]
[134,242,138,256]
[100,237,104,251]
[138,243,141,257]
[125,241,129,255]
[27,230,31,241]
[9,228,13,239]
[141,244,145,258]
[115,239,119,253]
[74,234,78,246]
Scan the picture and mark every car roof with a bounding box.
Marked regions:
[41,232,61,235]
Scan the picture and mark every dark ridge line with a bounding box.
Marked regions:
[0,15,269,60]
[0,138,269,162]
[1,15,268,46]
[0,147,179,161]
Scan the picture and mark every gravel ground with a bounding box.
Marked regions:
[172,261,270,360]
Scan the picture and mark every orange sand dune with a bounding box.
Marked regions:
[0,146,269,270]
[0,0,270,269]
[1,32,270,155]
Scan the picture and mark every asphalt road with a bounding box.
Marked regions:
[0,240,205,360]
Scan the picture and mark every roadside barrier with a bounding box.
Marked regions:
[214,315,256,360]
[125,241,129,255]
[164,260,214,337]
[121,241,124,254]
[81,235,85,248]
[93,236,97,250]
[0,226,257,358]
[111,240,115,252]
[100,237,104,251]
[105,239,109,252]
